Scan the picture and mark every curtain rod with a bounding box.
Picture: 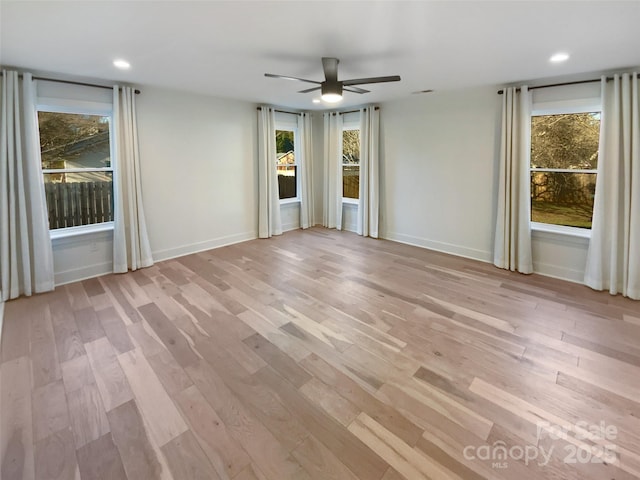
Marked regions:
[497,73,640,94]
[332,106,380,115]
[256,107,305,115]
[0,71,141,94]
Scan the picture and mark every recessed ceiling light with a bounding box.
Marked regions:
[312,99,321,104]
[412,89,434,94]
[549,52,569,63]
[113,59,131,70]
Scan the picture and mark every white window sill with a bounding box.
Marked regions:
[531,222,591,246]
[50,222,114,240]
[342,198,359,205]
[531,221,591,239]
[279,198,301,206]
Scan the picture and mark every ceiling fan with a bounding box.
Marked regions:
[265,57,401,103]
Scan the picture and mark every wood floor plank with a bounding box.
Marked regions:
[146,348,193,396]
[74,307,106,343]
[1,356,35,480]
[96,307,135,354]
[162,430,222,480]
[348,412,461,480]
[243,332,312,388]
[185,359,311,480]
[291,435,360,480]
[67,383,110,448]
[49,295,85,363]
[1,299,30,362]
[76,433,127,480]
[299,353,424,447]
[106,400,164,480]
[255,365,389,480]
[117,348,188,447]
[82,277,106,297]
[138,302,200,367]
[34,427,79,480]
[174,385,251,479]
[60,355,95,393]
[29,304,62,388]
[299,377,360,427]
[84,337,134,412]
[31,380,69,443]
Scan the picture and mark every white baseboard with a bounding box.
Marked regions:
[343,222,358,233]
[152,231,257,263]
[55,262,113,286]
[282,222,301,233]
[0,301,4,346]
[532,261,585,284]
[384,231,493,263]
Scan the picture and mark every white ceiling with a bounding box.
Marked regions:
[1,1,639,110]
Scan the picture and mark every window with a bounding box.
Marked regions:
[275,129,298,200]
[342,128,360,199]
[38,110,114,230]
[530,112,600,229]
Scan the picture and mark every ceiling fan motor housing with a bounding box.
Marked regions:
[322,81,343,96]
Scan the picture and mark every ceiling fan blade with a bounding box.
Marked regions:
[264,73,321,85]
[322,57,339,82]
[298,86,321,93]
[342,75,401,86]
[343,86,370,94]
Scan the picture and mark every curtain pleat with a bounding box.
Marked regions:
[258,106,282,238]
[584,73,640,299]
[323,112,343,229]
[493,86,533,274]
[0,70,54,301]
[357,106,380,238]
[112,86,153,273]
[298,113,314,229]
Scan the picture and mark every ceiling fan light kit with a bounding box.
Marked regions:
[321,82,343,103]
[265,57,400,103]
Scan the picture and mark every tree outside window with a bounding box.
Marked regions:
[530,112,600,229]
[342,129,360,199]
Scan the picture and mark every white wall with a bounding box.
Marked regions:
[136,87,257,262]
[380,87,500,261]
[380,86,592,282]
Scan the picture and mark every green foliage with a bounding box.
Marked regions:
[342,129,360,163]
[276,130,294,154]
[531,200,593,229]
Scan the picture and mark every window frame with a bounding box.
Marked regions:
[274,117,300,204]
[36,102,116,238]
[529,99,601,237]
[341,125,361,203]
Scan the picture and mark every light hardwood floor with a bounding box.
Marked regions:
[2,227,640,480]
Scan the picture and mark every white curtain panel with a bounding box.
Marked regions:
[493,86,533,274]
[298,112,314,229]
[258,106,282,238]
[584,73,640,299]
[112,86,153,273]
[323,112,343,229]
[357,106,380,238]
[0,70,54,301]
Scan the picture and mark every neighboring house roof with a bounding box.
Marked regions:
[277,151,295,165]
